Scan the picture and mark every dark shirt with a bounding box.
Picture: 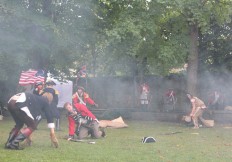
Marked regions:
[15,93,53,124]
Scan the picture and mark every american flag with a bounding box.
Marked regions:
[19,69,45,86]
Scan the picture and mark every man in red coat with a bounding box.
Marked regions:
[67,86,104,140]
[72,86,98,117]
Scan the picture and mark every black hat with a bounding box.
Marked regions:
[142,137,156,143]
[35,82,43,86]
[46,80,56,86]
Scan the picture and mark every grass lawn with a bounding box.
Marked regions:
[1,116,232,162]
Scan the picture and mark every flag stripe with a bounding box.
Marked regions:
[19,70,45,86]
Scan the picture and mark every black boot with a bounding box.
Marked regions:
[5,128,19,149]
[5,132,27,150]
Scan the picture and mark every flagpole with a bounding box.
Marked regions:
[85,72,88,92]
[85,64,88,92]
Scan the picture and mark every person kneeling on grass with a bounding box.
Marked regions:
[5,92,58,150]
[63,102,105,140]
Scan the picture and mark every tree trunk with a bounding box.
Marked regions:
[91,44,97,77]
[187,24,199,96]
[90,44,97,98]
[42,0,52,18]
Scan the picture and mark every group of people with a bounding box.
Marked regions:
[139,82,216,129]
[139,83,177,112]
[5,80,105,150]
[5,79,221,150]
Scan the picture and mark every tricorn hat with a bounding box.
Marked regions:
[35,82,43,86]
[142,137,156,143]
[46,80,56,86]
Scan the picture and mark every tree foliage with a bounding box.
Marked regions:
[0,0,232,97]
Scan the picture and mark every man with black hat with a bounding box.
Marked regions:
[41,80,60,131]
[33,82,44,95]
[5,92,58,150]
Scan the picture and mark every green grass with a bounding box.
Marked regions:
[1,116,232,162]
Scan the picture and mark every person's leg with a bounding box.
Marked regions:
[140,99,145,111]
[55,118,60,131]
[67,117,76,139]
[77,126,89,140]
[6,102,36,150]
[50,105,60,131]
[90,121,105,138]
[192,108,203,129]
[7,127,33,150]
[145,102,149,111]
[5,126,21,148]
[192,116,199,128]
[5,101,24,148]
[198,109,205,125]
[54,108,61,131]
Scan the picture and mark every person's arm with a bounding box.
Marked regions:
[67,116,76,136]
[72,93,78,105]
[190,99,196,117]
[84,93,98,107]
[44,102,58,148]
[71,113,94,125]
[53,90,59,105]
[73,103,97,120]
